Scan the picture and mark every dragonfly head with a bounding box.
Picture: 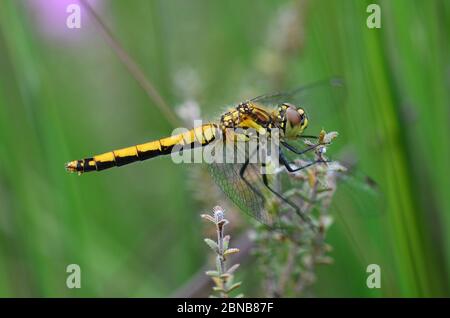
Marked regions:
[283,103,308,138]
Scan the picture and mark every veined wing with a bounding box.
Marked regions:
[330,163,384,219]
[207,128,308,229]
[206,129,272,226]
[208,160,271,225]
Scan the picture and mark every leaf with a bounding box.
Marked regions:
[211,277,225,289]
[224,248,240,257]
[200,214,216,223]
[205,270,220,277]
[219,273,231,280]
[223,235,230,250]
[213,286,225,292]
[225,275,234,289]
[211,277,223,288]
[204,238,219,253]
[226,264,240,275]
[225,282,242,293]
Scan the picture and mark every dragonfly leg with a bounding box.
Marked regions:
[239,158,266,204]
[281,141,322,156]
[279,151,329,172]
[299,135,319,139]
[261,172,315,230]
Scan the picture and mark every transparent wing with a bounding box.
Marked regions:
[322,145,384,219]
[284,147,384,220]
[206,130,307,229]
[207,161,270,224]
[206,131,274,227]
[331,165,385,219]
[207,139,383,231]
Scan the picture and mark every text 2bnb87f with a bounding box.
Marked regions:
[221,302,274,313]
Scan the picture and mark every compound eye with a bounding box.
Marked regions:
[297,108,306,125]
[286,106,301,125]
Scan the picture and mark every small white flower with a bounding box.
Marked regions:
[213,206,225,223]
[175,99,201,123]
[323,131,339,144]
[321,215,334,229]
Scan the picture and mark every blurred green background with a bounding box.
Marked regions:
[0,0,449,297]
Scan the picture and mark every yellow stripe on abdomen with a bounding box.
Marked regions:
[65,124,218,174]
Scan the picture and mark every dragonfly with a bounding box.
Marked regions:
[66,78,356,230]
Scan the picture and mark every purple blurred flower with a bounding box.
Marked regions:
[25,0,104,43]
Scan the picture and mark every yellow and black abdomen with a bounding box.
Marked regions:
[65,124,218,174]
